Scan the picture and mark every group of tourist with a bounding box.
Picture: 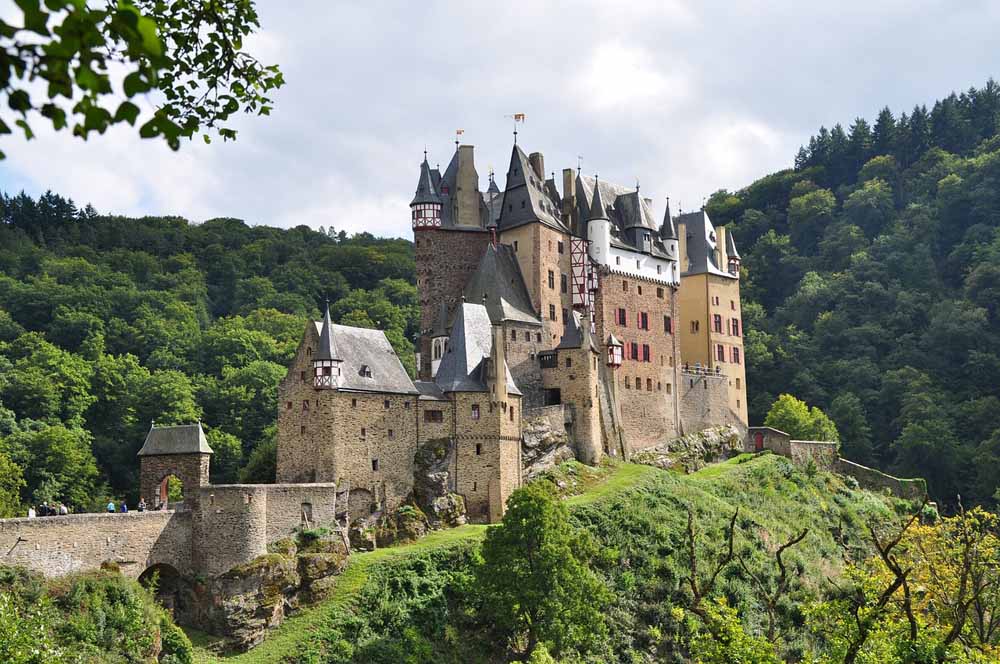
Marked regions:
[105,498,150,513]
[26,497,162,518]
[26,501,69,518]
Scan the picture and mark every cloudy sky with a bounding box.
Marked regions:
[3,1,1000,238]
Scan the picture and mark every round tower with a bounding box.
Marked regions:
[313,302,342,388]
[411,154,442,229]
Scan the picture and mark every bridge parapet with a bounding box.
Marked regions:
[0,510,192,579]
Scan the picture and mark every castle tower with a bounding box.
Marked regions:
[412,147,492,380]
[137,422,213,509]
[495,143,573,348]
[676,210,748,426]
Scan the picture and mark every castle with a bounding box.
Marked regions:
[275,138,748,523]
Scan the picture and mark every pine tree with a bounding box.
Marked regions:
[872,106,897,157]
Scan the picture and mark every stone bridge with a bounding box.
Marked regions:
[0,510,192,580]
[0,482,344,581]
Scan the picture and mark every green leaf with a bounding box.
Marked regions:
[8,89,31,112]
[15,119,34,140]
[113,100,140,125]
[123,71,151,97]
[134,14,162,57]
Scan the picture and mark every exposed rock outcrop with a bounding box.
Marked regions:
[522,407,574,480]
[411,437,467,527]
[632,425,743,473]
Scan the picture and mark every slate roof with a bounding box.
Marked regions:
[137,423,213,457]
[660,198,677,240]
[463,243,541,326]
[410,158,439,206]
[430,301,450,338]
[310,321,419,394]
[726,230,741,260]
[434,302,522,395]
[315,303,340,361]
[678,210,733,278]
[414,380,447,401]
[556,310,598,352]
[496,145,567,233]
[577,174,675,260]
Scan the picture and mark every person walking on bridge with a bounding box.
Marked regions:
[107,500,115,513]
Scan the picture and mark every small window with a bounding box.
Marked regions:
[549,304,557,320]
[557,241,564,254]
[388,429,394,439]
[372,458,379,471]
[510,406,515,421]
[302,400,309,411]
[360,365,372,378]
[548,270,555,289]
[616,256,621,265]
[664,315,673,334]
[536,332,542,342]
[560,273,567,293]
[562,308,568,323]
[666,383,672,394]
[473,481,477,492]
[637,285,643,295]
[539,352,558,368]
[521,200,526,209]
[300,371,306,382]
[625,376,631,389]
[383,399,390,409]
[736,378,741,389]
[424,410,443,423]
[472,404,480,420]
[622,280,628,292]
[286,401,292,410]
[361,427,367,438]
[732,347,741,364]
[717,344,725,362]
[306,347,312,356]
[646,378,653,391]
[731,300,736,310]
[657,287,664,298]
[642,344,650,362]
[352,398,357,408]
[476,443,482,455]
[617,308,627,326]
[300,425,306,434]
[565,357,572,368]
[514,241,518,251]
[404,401,411,409]
[511,329,517,341]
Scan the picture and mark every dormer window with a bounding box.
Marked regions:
[360,365,372,378]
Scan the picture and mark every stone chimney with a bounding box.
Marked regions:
[456,145,481,227]
[528,152,545,180]
[562,167,576,227]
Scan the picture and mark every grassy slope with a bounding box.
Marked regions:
[190,463,661,663]
[190,456,909,662]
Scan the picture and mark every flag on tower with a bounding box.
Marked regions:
[513,113,526,122]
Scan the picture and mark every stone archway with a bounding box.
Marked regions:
[154,474,184,510]
[138,563,186,614]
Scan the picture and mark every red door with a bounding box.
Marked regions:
[754,432,764,452]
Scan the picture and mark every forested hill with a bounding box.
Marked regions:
[0,201,417,512]
[708,78,1000,506]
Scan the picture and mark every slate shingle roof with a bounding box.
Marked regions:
[137,423,213,456]
[310,321,419,394]
[497,145,567,233]
[463,243,541,326]
[434,302,522,395]
[678,210,733,278]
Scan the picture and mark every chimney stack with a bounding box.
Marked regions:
[528,152,545,180]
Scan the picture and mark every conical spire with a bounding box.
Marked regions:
[410,156,440,206]
[659,196,677,240]
[726,229,741,260]
[314,302,340,361]
[589,177,609,221]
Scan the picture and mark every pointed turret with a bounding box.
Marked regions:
[726,230,741,276]
[313,302,342,388]
[410,155,443,229]
[315,302,340,361]
[589,177,609,220]
[659,197,677,240]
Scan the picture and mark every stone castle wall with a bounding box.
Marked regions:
[679,370,738,435]
[0,510,193,579]
[139,453,210,508]
[593,270,681,452]
[502,321,546,409]
[836,458,927,500]
[414,228,491,379]
[788,440,839,470]
[194,484,269,578]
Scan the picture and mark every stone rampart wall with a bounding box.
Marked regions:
[195,485,269,578]
[788,440,839,470]
[259,483,340,542]
[836,458,927,501]
[679,371,733,434]
[0,510,192,579]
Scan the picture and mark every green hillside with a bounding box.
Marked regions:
[707,79,1000,507]
[188,456,949,663]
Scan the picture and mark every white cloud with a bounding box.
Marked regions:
[3,0,1000,233]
